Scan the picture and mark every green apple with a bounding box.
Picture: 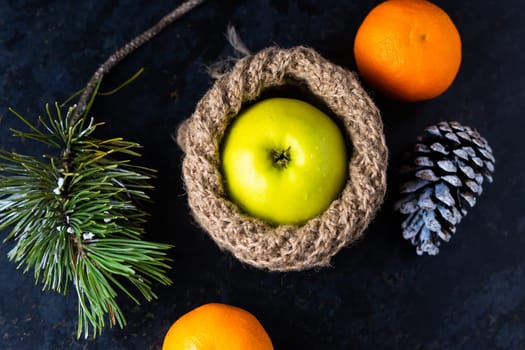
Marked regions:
[220,97,348,225]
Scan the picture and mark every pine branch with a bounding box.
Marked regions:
[0,104,172,338]
[1,0,208,338]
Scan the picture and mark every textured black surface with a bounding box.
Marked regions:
[0,1,523,349]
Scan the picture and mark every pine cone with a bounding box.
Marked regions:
[395,121,495,255]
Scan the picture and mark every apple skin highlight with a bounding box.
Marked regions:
[220,98,348,225]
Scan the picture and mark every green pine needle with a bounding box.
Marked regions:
[0,103,173,339]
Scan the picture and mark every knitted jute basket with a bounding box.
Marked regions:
[177,46,388,271]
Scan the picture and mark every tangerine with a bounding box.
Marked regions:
[353,0,462,102]
[162,303,274,350]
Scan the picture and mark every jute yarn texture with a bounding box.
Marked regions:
[177,46,388,271]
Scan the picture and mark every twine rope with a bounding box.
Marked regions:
[178,46,388,271]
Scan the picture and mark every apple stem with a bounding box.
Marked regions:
[271,147,291,169]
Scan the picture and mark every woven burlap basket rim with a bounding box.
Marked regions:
[177,46,388,271]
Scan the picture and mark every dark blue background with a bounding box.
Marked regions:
[0,1,523,349]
